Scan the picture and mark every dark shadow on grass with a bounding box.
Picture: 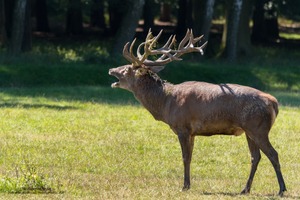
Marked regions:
[1,86,299,107]
[0,103,77,110]
[249,193,300,199]
[202,192,299,199]
[202,192,241,197]
[0,86,139,106]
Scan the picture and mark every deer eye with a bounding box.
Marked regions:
[124,67,133,76]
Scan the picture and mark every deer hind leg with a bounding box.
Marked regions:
[255,136,287,196]
[241,134,261,194]
[177,133,195,191]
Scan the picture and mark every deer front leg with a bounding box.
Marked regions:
[177,133,195,191]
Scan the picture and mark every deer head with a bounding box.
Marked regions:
[109,29,207,92]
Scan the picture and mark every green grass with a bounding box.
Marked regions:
[0,86,299,199]
[280,33,300,40]
[0,38,300,199]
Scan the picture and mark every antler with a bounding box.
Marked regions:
[122,29,207,67]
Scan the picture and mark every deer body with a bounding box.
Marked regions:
[109,30,286,196]
[133,78,276,137]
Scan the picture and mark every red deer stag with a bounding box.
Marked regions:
[108,29,286,196]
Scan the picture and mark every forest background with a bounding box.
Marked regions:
[0,0,300,88]
[0,0,300,199]
[0,0,300,59]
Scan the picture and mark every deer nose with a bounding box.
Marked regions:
[108,68,114,75]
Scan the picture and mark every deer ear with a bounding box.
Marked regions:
[148,66,165,73]
[135,67,148,77]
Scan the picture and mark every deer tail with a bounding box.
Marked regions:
[269,95,279,125]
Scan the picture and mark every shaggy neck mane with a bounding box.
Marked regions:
[146,70,167,85]
[133,71,171,121]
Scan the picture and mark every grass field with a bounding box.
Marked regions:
[0,40,300,199]
[0,86,299,199]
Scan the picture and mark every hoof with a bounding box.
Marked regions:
[182,185,190,191]
[240,188,250,195]
[278,189,287,197]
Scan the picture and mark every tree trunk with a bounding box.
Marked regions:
[109,0,126,35]
[193,0,215,40]
[252,0,279,43]
[0,0,7,46]
[66,0,83,35]
[143,0,155,33]
[265,1,279,41]
[251,0,265,42]
[9,0,27,55]
[35,0,50,32]
[4,0,15,39]
[176,0,187,37]
[22,0,32,52]
[90,0,106,28]
[112,0,145,56]
[223,0,243,61]
[176,0,193,39]
[237,0,253,56]
[186,0,193,28]
[159,2,171,22]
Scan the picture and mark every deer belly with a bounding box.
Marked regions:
[191,121,244,136]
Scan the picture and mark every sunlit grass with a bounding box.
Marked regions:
[0,161,61,194]
[0,86,299,199]
[280,33,300,40]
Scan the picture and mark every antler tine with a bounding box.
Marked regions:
[123,42,135,63]
[130,38,143,66]
[184,29,196,49]
[122,29,206,68]
[189,30,205,47]
[193,34,204,44]
[137,42,146,59]
[198,41,208,55]
[143,29,207,66]
[146,28,153,40]
[122,38,142,66]
[129,38,137,58]
[156,35,177,61]
[150,33,176,55]
[139,29,164,63]
[143,34,182,66]
[178,29,191,50]
[146,36,181,64]
[161,34,177,51]
[188,29,194,46]
[136,29,154,61]
[148,29,163,50]
[173,29,207,57]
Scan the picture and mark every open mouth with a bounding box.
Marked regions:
[108,71,120,88]
[111,81,120,88]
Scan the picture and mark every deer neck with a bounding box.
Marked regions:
[132,75,173,122]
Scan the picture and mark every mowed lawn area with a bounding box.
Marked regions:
[0,43,300,199]
[0,86,299,199]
